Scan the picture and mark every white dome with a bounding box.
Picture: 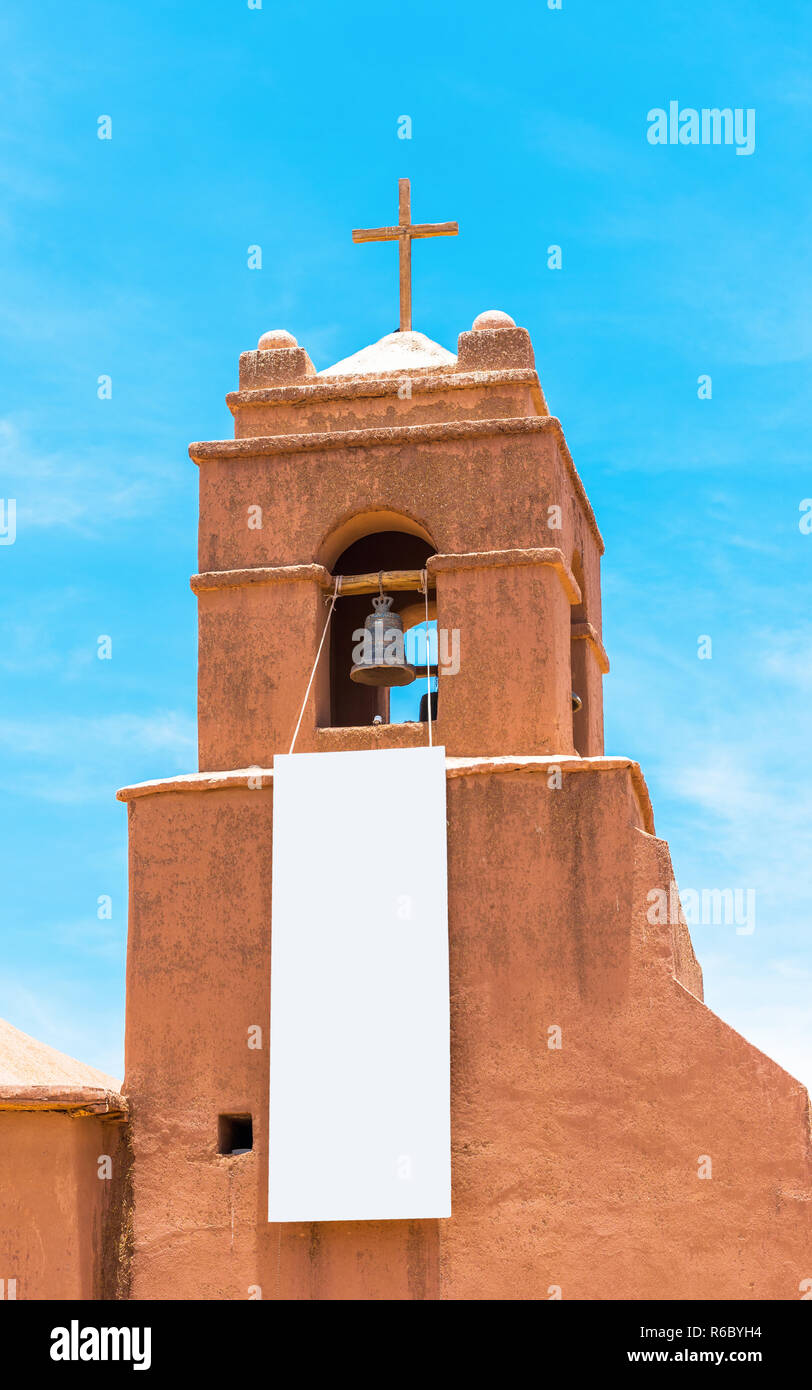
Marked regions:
[319,330,456,378]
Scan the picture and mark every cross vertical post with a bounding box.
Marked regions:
[399,179,412,332]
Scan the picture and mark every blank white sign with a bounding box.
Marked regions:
[268,746,451,1223]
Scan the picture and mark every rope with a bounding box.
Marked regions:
[422,568,433,748]
[288,577,342,754]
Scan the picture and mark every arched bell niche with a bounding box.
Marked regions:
[322,519,437,728]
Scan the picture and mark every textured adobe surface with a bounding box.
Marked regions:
[7,308,809,1301]
[119,763,811,1299]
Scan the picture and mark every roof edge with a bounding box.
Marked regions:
[225,366,542,413]
[0,1085,127,1117]
[117,755,652,832]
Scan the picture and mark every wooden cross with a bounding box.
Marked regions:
[352,179,458,332]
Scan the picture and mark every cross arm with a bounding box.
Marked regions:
[352,226,401,243]
[352,221,459,244]
[409,221,459,240]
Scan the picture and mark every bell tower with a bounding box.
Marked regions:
[191,300,607,765]
[119,184,811,1301]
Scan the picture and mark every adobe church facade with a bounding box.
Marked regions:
[1,193,810,1297]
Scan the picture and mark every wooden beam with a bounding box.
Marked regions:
[352,222,459,244]
[399,178,412,331]
[327,568,435,597]
[352,225,401,243]
[406,221,459,240]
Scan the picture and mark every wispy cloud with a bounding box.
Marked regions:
[0,710,196,802]
[0,417,169,533]
[0,589,95,677]
[606,608,812,1093]
[0,968,123,1080]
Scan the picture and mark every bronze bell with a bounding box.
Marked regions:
[571,692,583,712]
[350,592,416,687]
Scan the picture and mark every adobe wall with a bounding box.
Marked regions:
[227,372,543,438]
[193,553,579,766]
[0,1109,129,1300]
[192,423,602,587]
[439,774,809,1300]
[120,759,810,1300]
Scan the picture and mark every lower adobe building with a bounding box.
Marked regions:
[1,303,810,1300]
[0,1018,127,1299]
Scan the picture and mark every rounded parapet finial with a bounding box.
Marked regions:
[239,329,315,388]
[257,329,299,350]
[456,310,535,374]
[472,310,516,331]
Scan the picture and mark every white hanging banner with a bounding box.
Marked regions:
[268,746,451,1222]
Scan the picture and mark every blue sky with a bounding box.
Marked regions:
[0,0,810,1083]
